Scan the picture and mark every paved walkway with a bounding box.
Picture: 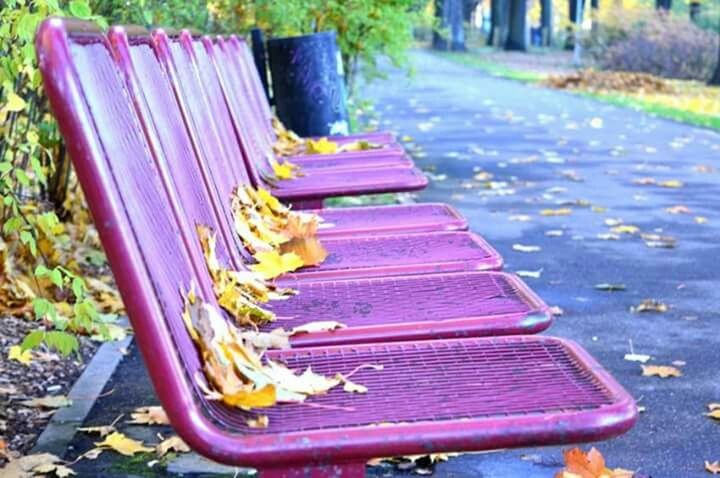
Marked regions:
[63,51,720,477]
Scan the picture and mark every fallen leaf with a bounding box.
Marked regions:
[246,415,269,428]
[512,244,541,253]
[706,403,720,421]
[94,432,153,456]
[250,250,304,280]
[641,234,676,249]
[290,321,346,335]
[8,345,32,365]
[695,216,708,224]
[641,365,682,378]
[278,237,327,267]
[706,461,720,474]
[77,425,116,437]
[0,384,18,395]
[5,92,27,112]
[589,117,604,128]
[128,406,169,425]
[304,137,338,155]
[549,306,564,316]
[516,269,543,279]
[540,208,572,216]
[665,205,692,215]
[555,447,633,478]
[659,180,683,188]
[624,353,651,363]
[597,233,620,241]
[20,395,72,409]
[631,299,668,313]
[610,225,639,235]
[156,436,190,457]
[508,214,532,222]
[0,453,62,478]
[545,230,564,237]
[33,462,76,477]
[594,283,626,291]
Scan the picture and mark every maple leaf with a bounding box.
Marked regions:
[156,436,190,457]
[94,432,153,456]
[250,250,304,279]
[271,161,298,180]
[127,406,169,425]
[555,447,633,478]
[279,237,328,266]
[641,364,682,378]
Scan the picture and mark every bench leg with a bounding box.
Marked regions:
[260,463,365,477]
[288,199,324,210]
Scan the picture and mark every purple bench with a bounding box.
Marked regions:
[37,18,636,477]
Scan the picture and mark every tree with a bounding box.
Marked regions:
[655,0,672,10]
[565,0,586,49]
[505,0,527,50]
[433,0,466,50]
[540,0,553,46]
[488,0,510,47]
[710,41,720,86]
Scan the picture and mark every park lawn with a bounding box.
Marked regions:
[436,50,720,130]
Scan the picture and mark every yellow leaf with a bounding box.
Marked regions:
[305,137,339,155]
[271,161,298,180]
[279,237,328,266]
[641,365,682,378]
[695,216,708,224]
[5,92,27,112]
[250,250,304,279]
[222,384,277,409]
[659,180,683,188]
[94,432,153,456]
[8,345,32,365]
[540,208,572,216]
[127,406,169,425]
[156,436,190,457]
[610,225,639,234]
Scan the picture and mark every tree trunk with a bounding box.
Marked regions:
[710,43,720,86]
[433,0,466,51]
[689,1,701,22]
[655,0,671,10]
[505,0,527,50]
[565,0,585,49]
[541,0,553,46]
[489,0,510,47]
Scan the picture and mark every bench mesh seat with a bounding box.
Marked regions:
[38,18,636,475]
[275,271,550,346]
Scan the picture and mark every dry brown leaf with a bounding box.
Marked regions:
[641,365,682,378]
[20,395,72,409]
[278,237,328,267]
[156,436,190,457]
[631,299,668,313]
[0,453,63,478]
[555,447,633,478]
[706,461,720,474]
[128,406,169,425]
[246,415,269,429]
[290,321,346,335]
[33,462,76,477]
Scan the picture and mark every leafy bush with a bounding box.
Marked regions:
[225,0,426,93]
[587,10,719,81]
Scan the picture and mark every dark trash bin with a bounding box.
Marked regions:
[266,31,350,137]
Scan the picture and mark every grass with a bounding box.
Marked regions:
[433,49,720,130]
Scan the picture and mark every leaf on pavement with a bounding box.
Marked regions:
[659,180,683,188]
[127,406,169,425]
[665,205,692,215]
[624,353,651,363]
[540,208,572,216]
[290,321,346,335]
[33,462,76,477]
[516,269,543,279]
[641,234,676,249]
[641,365,682,378]
[555,447,633,478]
[631,299,668,313]
[156,436,190,457]
[706,403,720,421]
[77,425,116,437]
[707,461,720,474]
[94,432,153,456]
[0,453,66,478]
[594,283,626,292]
[513,244,541,253]
[8,345,32,365]
[610,225,639,235]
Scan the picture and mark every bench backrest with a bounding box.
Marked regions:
[108,27,246,269]
[37,18,221,449]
